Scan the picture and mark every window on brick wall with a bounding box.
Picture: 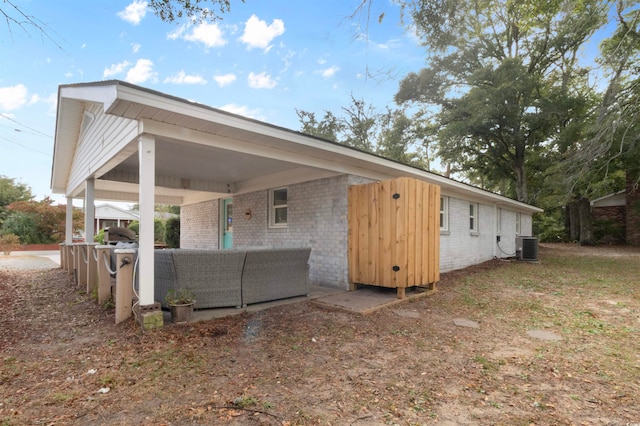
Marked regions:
[515,212,521,236]
[496,208,502,235]
[470,203,479,233]
[269,187,288,228]
[440,196,449,232]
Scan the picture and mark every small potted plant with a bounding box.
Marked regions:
[165,288,195,324]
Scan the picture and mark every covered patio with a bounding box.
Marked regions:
[52,80,540,329]
[51,80,439,328]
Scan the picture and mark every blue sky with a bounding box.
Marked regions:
[0,1,616,205]
[0,0,426,203]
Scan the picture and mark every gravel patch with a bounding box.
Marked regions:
[0,255,60,271]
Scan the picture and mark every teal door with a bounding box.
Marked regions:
[222,198,233,249]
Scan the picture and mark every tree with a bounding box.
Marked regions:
[165,217,181,248]
[297,97,427,166]
[568,1,640,191]
[147,0,243,22]
[2,197,83,244]
[296,110,344,142]
[0,175,33,227]
[393,0,609,203]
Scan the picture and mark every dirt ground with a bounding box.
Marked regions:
[1,244,639,425]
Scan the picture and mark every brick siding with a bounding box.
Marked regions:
[180,175,534,288]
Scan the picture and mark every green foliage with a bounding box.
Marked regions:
[154,218,165,243]
[0,233,21,255]
[1,197,82,244]
[394,0,608,203]
[0,175,33,226]
[128,218,169,244]
[533,210,567,243]
[164,217,180,248]
[128,220,139,234]
[96,229,105,245]
[296,109,343,142]
[298,99,428,168]
[165,288,195,305]
[1,212,38,244]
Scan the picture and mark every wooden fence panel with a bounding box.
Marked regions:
[348,177,440,297]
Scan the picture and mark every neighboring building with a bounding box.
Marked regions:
[591,172,640,245]
[95,203,139,232]
[51,80,542,306]
[591,191,626,244]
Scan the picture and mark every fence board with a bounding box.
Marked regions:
[347,177,440,298]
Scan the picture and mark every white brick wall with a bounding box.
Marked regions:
[181,200,219,249]
[232,175,353,288]
[440,197,533,272]
[180,175,534,288]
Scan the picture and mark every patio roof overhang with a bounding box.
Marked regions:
[51,80,542,214]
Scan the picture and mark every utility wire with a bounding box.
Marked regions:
[0,114,53,138]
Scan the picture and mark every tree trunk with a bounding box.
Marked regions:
[568,200,580,242]
[578,197,594,246]
[513,161,527,203]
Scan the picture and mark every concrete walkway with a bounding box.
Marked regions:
[7,250,61,265]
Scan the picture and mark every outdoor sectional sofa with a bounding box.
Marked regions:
[154,247,311,309]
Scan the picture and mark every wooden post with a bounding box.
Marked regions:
[114,248,136,324]
[72,243,81,285]
[86,243,99,296]
[77,243,89,289]
[59,243,66,271]
[95,245,113,305]
[65,244,73,274]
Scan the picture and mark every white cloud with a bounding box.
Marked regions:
[164,71,207,85]
[125,59,157,84]
[117,0,148,25]
[218,103,264,121]
[240,15,285,51]
[169,22,227,48]
[131,43,141,53]
[213,73,237,87]
[0,84,29,111]
[103,61,131,78]
[321,65,340,79]
[247,72,277,89]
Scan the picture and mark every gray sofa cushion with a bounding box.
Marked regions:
[171,250,245,309]
[241,247,311,306]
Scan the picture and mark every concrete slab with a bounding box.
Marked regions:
[453,318,480,329]
[311,285,434,315]
[187,284,345,322]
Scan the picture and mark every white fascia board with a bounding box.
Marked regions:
[59,84,119,112]
[109,82,543,214]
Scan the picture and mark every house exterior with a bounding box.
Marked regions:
[95,203,139,232]
[51,80,541,310]
[591,172,640,245]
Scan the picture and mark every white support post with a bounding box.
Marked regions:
[138,135,156,306]
[85,179,95,243]
[65,197,74,273]
[66,197,74,243]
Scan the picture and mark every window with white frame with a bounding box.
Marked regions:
[469,203,479,233]
[269,187,288,228]
[440,196,449,231]
[515,212,521,236]
[496,208,502,235]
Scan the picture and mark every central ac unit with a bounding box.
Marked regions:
[516,236,539,261]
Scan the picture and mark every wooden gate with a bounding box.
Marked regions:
[348,177,440,298]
